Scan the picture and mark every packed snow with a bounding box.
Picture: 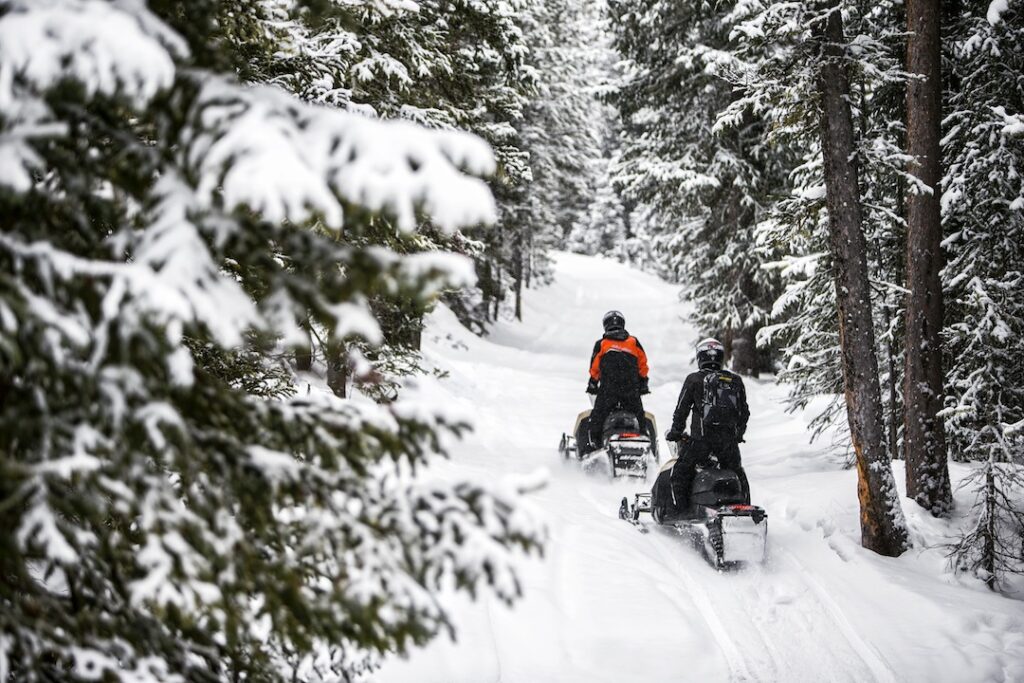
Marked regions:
[376,252,1024,683]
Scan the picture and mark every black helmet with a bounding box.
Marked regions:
[602,310,625,333]
[696,338,725,370]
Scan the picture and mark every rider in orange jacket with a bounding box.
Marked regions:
[586,310,650,450]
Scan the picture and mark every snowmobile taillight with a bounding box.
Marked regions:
[729,504,755,511]
[619,433,641,438]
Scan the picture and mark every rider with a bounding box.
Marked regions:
[662,338,750,515]
[586,310,650,452]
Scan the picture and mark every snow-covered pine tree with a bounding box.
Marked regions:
[715,0,909,552]
[537,0,632,262]
[813,0,908,555]
[0,1,544,680]
[855,0,911,463]
[567,157,632,261]
[488,0,625,322]
[943,0,1024,587]
[253,0,540,366]
[724,0,910,451]
[608,0,785,375]
[726,0,850,439]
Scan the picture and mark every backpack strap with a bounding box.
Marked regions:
[700,369,717,437]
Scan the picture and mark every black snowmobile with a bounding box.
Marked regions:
[558,404,658,478]
[618,446,767,568]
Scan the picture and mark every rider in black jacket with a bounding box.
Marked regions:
[662,338,750,514]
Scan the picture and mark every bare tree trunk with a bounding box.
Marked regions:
[815,1,909,556]
[904,0,952,515]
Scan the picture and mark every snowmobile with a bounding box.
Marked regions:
[618,449,767,569]
[558,405,658,478]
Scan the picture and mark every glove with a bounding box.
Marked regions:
[736,429,746,443]
[665,429,682,442]
[586,378,599,395]
[639,377,650,395]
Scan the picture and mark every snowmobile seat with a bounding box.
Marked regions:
[567,409,658,458]
[690,469,746,508]
[602,410,641,442]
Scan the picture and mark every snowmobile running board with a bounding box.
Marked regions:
[618,493,768,569]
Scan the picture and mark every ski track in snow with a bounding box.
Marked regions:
[377,252,1024,683]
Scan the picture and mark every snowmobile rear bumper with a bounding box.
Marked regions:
[559,432,654,478]
[619,493,768,568]
[605,434,653,477]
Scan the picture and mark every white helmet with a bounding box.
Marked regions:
[696,338,725,370]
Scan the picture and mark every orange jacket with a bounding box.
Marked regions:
[589,335,649,381]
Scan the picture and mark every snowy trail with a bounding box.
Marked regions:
[378,252,1024,683]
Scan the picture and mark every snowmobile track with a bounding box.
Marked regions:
[645,530,759,683]
[644,528,899,683]
[776,549,897,683]
[716,548,899,683]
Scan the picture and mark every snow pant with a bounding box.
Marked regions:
[575,416,593,456]
[662,437,749,516]
[588,391,645,450]
[651,460,680,523]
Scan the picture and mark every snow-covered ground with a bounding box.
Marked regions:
[378,252,1024,683]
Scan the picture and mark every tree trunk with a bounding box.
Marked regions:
[294,319,313,372]
[481,259,493,324]
[326,338,347,398]
[815,1,909,556]
[525,231,534,288]
[886,321,901,461]
[904,0,952,515]
[493,265,502,322]
[872,238,903,462]
[513,244,524,321]
[982,459,996,589]
[857,17,902,463]
[411,315,423,351]
[732,329,758,378]
[722,327,734,368]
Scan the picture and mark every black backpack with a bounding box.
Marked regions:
[700,370,742,438]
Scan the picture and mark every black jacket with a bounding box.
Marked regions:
[668,367,749,440]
